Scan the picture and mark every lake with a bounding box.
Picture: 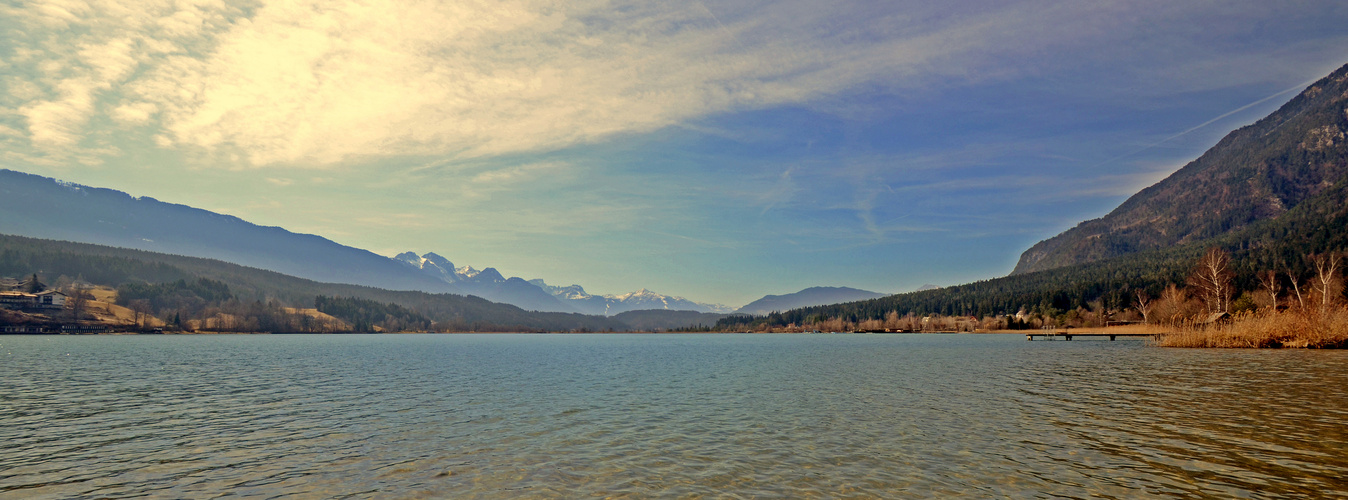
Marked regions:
[2,333,1346,498]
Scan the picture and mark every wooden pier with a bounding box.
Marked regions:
[1026,331,1161,341]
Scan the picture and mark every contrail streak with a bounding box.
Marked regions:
[1160,79,1316,143]
[695,1,745,52]
[1092,77,1321,169]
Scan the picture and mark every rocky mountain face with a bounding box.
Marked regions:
[734,286,887,316]
[1013,62,1348,275]
[0,170,458,294]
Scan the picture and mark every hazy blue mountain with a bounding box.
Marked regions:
[394,252,460,283]
[527,280,614,315]
[0,169,458,294]
[524,278,733,315]
[605,288,731,314]
[735,286,888,315]
[393,252,576,312]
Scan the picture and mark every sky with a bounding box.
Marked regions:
[3,0,1348,307]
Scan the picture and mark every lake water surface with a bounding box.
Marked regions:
[2,333,1346,498]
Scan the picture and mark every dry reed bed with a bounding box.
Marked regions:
[1157,308,1348,348]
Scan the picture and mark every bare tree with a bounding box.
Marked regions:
[1257,270,1280,311]
[66,286,92,322]
[1287,266,1306,310]
[1187,247,1234,315]
[1156,283,1188,324]
[1134,290,1152,324]
[1309,252,1344,311]
[130,299,153,329]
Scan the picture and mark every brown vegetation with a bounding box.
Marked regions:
[1158,249,1347,348]
[1157,308,1348,348]
[732,311,1031,333]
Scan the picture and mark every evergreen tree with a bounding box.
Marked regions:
[24,273,44,293]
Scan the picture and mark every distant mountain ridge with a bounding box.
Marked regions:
[394,251,732,315]
[0,170,735,314]
[393,252,574,313]
[0,169,458,294]
[2,168,893,316]
[1013,62,1348,275]
[735,286,887,315]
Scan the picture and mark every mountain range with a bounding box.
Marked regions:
[391,252,575,313]
[1,169,852,317]
[0,169,457,294]
[391,251,733,315]
[0,233,632,332]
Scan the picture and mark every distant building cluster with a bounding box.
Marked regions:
[0,277,68,310]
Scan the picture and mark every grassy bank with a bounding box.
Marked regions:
[1157,308,1348,348]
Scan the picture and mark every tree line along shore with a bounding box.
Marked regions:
[3,243,1344,346]
[713,249,1347,348]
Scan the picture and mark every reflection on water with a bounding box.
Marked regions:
[1,334,1345,498]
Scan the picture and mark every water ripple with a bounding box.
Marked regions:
[1,334,1346,498]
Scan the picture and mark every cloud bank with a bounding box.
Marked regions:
[0,0,1106,167]
[3,0,879,166]
[4,0,1344,169]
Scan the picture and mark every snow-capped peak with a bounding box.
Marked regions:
[389,251,730,315]
[393,251,423,266]
[422,252,453,268]
[610,288,674,301]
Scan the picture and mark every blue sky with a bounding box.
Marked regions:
[3,0,1348,306]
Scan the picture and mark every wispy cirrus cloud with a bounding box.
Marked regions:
[471,161,565,184]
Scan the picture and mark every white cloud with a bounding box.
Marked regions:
[5,0,1347,168]
[2,0,1029,167]
[20,79,97,146]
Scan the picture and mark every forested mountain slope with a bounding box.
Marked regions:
[1014,62,1348,275]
